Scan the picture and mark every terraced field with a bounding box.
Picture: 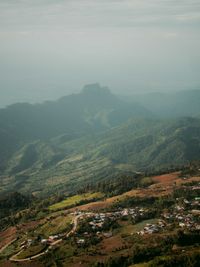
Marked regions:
[0,171,199,267]
[49,192,104,211]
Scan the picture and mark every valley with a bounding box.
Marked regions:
[1,86,200,198]
[0,86,200,266]
[1,116,200,197]
[0,169,199,267]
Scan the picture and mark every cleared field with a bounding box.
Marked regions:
[100,235,125,253]
[0,227,17,251]
[36,214,73,237]
[68,173,200,212]
[16,244,46,259]
[49,192,104,211]
[151,172,180,184]
[69,186,169,212]
[119,219,158,235]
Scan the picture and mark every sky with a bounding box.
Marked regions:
[0,0,200,107]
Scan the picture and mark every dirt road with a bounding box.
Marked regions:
[9,214,81,262]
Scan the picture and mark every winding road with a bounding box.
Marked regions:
[0,239,17,254]
[9,214,82,262]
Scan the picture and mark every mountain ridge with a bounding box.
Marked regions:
[0,84,149,171]
[1,85,200,197]
[1,116,200,197]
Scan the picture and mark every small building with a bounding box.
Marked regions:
[77,239,85,245]
[41,239,48,244]
[103,232,112,238]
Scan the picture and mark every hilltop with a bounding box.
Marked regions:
[0,84,149,172]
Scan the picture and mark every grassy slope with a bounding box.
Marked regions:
[35,215,73,237]
[16,244,46,259]
[49,192,104,211]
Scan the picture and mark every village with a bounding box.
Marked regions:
[16,193,200,253]
[16,206,150,251]
[6,180,199,263]
[138,196,200,235]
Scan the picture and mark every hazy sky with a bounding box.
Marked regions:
[0,0,200,106]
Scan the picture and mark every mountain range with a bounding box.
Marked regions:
[121,89,200,118]
[0,84,200,197]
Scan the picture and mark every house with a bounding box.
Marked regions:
[137,230,145,235]
[41,239,48,244]
[158,220,166,228]
[83,232,88,236]
[103,232,112,238]
[176,215,184,221]
[20,241,26,246]
[184,199,190,204]
[175,205,184,211]
[77,239,85,245]
[49,235,59,240]
[191,209,200,215]
[27,239,33,246]
[122,209,129,216]
[195,224,200,230]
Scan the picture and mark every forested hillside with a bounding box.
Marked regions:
[0,84,149,172]
[1,115,200,197]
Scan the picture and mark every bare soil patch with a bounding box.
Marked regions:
[100,235,125,253]
[152,172,180,184]
[0,227,17,250]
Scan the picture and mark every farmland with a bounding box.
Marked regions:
[49,192,104,211]
[0,170,199,267]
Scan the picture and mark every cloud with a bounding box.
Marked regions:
[163,32,178,39]
[0,1,199,105]
[0,0,200,32]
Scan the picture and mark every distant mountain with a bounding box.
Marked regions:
[93,117,200,170]
[1,117,200,197]
[0,83,149,171]
[120,89,200,118]
[1,85,200,197]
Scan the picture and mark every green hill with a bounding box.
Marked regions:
[1,117,200,197]
[1,85,200,197]
[0,84,149,172]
